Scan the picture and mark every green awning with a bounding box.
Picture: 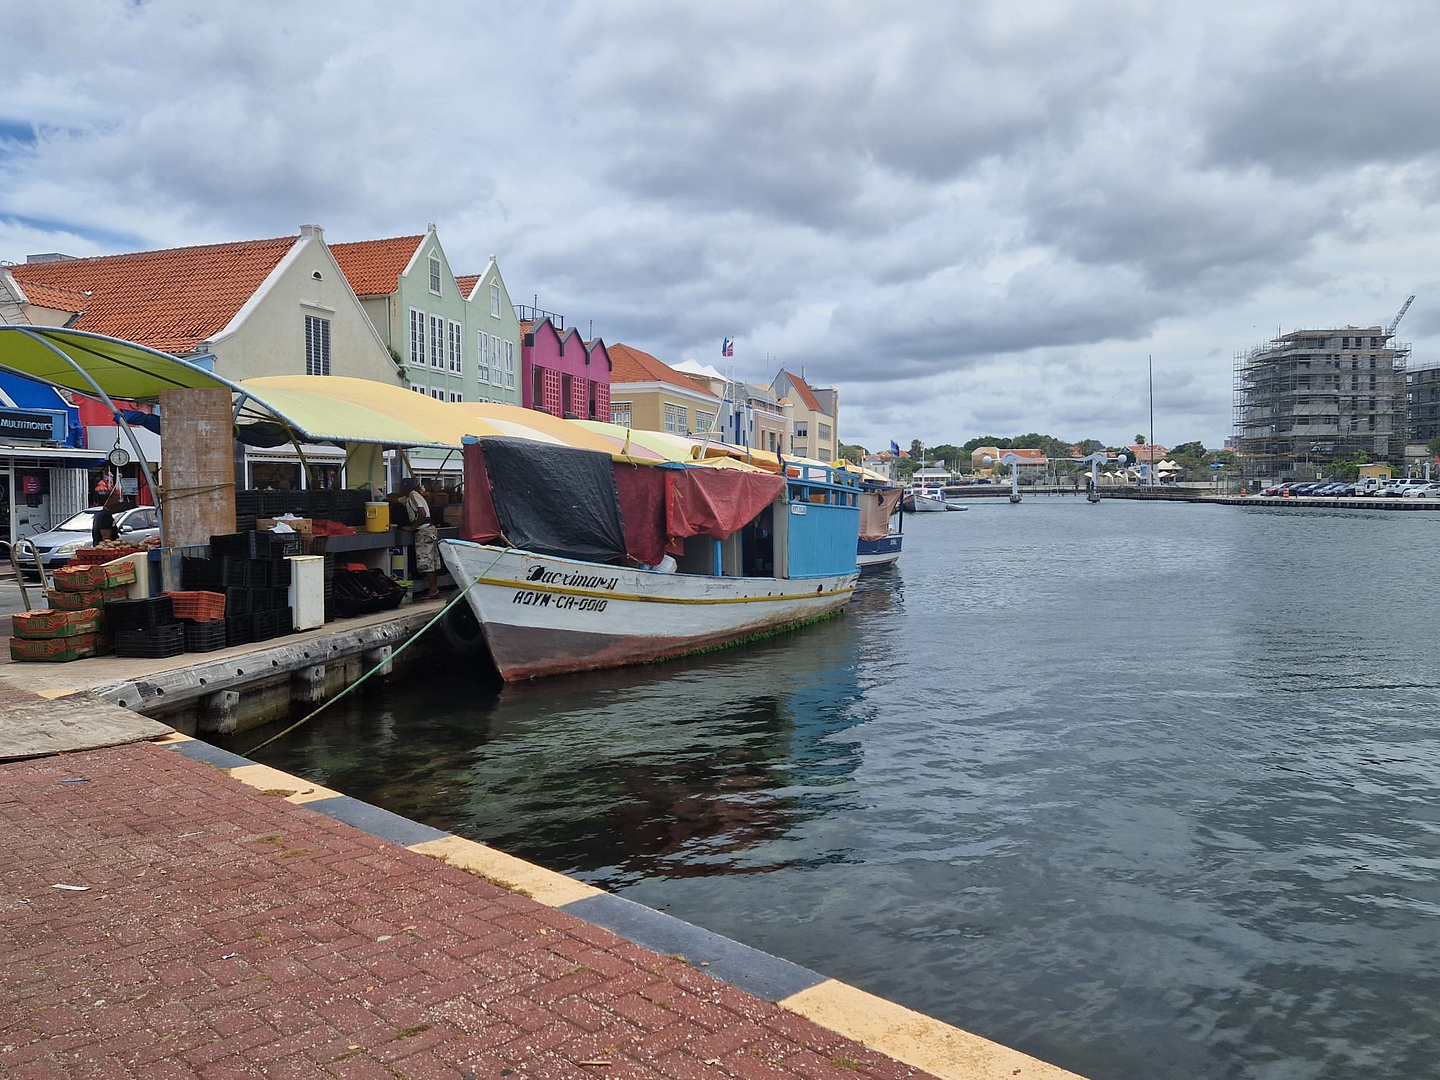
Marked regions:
[0,326,230,400]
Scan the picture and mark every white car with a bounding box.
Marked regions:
[14,506,161,569]
[1401,483,1440,498]
[1381,478,1431,497]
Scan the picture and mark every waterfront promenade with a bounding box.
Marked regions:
[0,689,1080,1079]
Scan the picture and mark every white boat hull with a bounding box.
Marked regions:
[440,540,859,681]
[907,495,948,512]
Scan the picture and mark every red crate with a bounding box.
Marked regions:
[69,546,145,567]
[162,590,226,622]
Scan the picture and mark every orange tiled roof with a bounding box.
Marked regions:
[1006,448,1047,461]
[778,369,824,413]
[454,274,480,299]
[610,343,719,397]
[6,237,299,354]
[329,235,423,297]
[12,279,90,311]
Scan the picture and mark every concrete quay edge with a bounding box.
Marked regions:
[157,731,1083,1080]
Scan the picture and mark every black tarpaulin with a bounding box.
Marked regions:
[480,437,627,563]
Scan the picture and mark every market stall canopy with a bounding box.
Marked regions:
[572,420,702,462]
[455,402,666,462]
[832,460,894,485]
[235,375,502,449]
[0,326,229,399]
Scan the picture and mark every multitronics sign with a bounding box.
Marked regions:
[0,409,63,442]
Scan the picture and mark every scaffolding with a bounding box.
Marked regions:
[1233,324,1408,481]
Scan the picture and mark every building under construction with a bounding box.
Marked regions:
[1233,299,1412,481]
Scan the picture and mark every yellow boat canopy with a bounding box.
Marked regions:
[236,376,502,449]
[0,326,230,399]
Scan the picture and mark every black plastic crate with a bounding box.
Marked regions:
[114,623,185,658]
[269,533,302,557]
[210,531,283,559]
[182,621,228,653]
[224,615,252,647]
[222,586,250,617]
[251,608,291,641]
[270,557,293,585]
[181,557,222,590]
[106,596,176,633]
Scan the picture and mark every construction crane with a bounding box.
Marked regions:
[1387,295,1415,337]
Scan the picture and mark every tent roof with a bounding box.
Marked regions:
[455,403,668,462]
[0,325,230,400]
[235,375,501,449]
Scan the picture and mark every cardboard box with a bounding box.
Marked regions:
[258,517,313,536]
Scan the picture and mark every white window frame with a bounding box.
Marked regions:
[305,315,331,375]
[428,254,442,295]
[664,403,687,434]
[450,391,462,402]
[448,320,462,373]
[429,314,444,369]
[611,402,632,426]
[429,388,445,400]
[503,340,515,388]
[409,308,426,366]
[477,331,490,382]
[411,384,426,394]
[490,283,500,317]
[696,409,716,434]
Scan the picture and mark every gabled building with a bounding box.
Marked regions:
[454,259,521,406]
[518,314,610,421]
[672,359,790,452]
[608,344,720,435]
[772,369,839,461]
[2,226,396,384]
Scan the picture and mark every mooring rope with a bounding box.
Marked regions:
[242,543,512,756]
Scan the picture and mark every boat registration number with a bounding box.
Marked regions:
[512,590,608,612]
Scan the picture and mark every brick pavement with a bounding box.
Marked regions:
[0,742,940,1080]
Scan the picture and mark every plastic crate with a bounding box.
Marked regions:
[182,621,229,653]
[222,586,251,617]
[224,615,252,647]
[164,590,226,622]
[210,531,283,559]
[105,596,176,633]
[181,557,223,590]
[114,623,185,658]
[68,545,145,567]
[251,608,291,641]
[270,558,293,585]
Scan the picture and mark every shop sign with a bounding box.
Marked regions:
[22,475,41,494]
[0,408,63,442]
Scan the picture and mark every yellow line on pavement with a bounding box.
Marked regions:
[409,834,602,907]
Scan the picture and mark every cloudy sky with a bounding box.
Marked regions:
[3,1,1438,452]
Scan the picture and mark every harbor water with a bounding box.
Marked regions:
[234,499,1440,1080]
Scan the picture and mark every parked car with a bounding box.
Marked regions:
[13,506,161,570]
[1380,478,1431,497]
[1401,482,1440,498]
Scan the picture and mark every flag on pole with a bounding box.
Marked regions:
[889,439,900,455]
[721,337,734,357]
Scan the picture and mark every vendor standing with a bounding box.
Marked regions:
[398,478,441,600]
[91,490,123,546]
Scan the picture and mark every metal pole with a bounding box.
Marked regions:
[1149,354,1155,489]
[12,329,165,532]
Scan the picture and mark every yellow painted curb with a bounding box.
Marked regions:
[150,732,195,745]
[780,980,1084,1080]
[35,688,80,699]
[409,834,602,908]
[225,763,341,804]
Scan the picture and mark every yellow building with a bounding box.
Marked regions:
[772,369,839,461]
[608,343,722,436]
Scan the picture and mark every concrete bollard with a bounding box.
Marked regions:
[362,645,393,679]
[199,689,242,735]
[291,664,327,706]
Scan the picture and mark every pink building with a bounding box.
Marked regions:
[520,317,611,421]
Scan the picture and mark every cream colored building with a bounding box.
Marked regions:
[772,368,839,461]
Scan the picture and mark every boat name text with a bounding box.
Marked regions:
[525,565,619,591]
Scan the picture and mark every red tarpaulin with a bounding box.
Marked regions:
[666,468,785,544]
[460,441,503,543]
[612,464,667,565]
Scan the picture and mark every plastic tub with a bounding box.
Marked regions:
[364,502,390,532]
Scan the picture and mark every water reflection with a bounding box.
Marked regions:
[237,578,903,889]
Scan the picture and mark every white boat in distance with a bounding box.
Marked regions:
[904,483,949,513]
[440,439,862,681]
